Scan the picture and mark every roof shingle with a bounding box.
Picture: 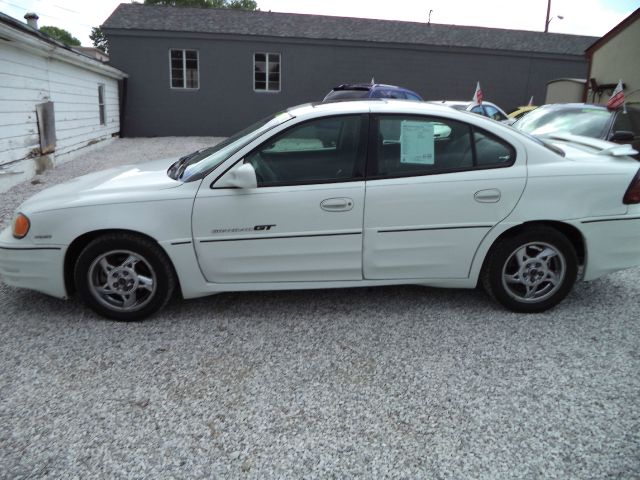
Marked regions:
[102,3,595,56]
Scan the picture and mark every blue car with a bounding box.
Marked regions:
[323,83,423,102]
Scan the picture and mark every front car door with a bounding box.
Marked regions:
[192,114,368,283]
[363,110,527,280]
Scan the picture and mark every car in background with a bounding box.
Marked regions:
[2,100,640,321]
[513,103,640,158]
[323,83,423,102]
[508,105,538,122]
[434,100,510,122]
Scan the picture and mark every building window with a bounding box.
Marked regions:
[254,53,280,92]
[98,84,105,125]
[170,49,199,89]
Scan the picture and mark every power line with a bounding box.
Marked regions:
[0,0,93,27]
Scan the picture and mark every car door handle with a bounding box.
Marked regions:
[321,197,354,212]
[474,189,501,203]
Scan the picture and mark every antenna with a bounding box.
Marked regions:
[428,9,433,25]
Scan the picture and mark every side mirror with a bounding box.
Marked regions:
[214,162,257,189]
[610,130,634,142]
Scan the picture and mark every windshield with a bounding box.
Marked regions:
[323,89,370,102]
[515,106,612,139]
[168,111,294,181]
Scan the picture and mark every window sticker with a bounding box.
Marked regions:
[400,121,434,164]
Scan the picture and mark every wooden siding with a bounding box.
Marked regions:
[0,42,120,166]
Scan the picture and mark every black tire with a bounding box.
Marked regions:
[482,226,578,313]
[74,233,176,321]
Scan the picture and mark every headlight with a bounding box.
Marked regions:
[12,212,30,239]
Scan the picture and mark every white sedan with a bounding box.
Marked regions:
[1,101,639,320]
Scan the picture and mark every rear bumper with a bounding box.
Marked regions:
[0,232,67,299]
[580,216,640,281]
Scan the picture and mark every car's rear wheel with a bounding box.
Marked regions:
[482,227,578,313]
[74,233,176,321]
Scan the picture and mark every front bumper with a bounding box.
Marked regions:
[0,229,67,299]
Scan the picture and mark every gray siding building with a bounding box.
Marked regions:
[103,4,595,137]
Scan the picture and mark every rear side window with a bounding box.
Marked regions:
[370,115,515,178]
[473,128,515,166]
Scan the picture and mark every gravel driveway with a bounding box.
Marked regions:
[1,138,639,479]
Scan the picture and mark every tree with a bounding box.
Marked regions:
[90,27,109,53]
[143,0,258,10]
[39,26,81,46]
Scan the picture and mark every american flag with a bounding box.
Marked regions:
[607,80,625,110]
[473,82,483,105]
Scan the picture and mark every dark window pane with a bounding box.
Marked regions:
[186,58,198,69]
[185,50,197,61]
[186,68,198,88]
[171,58,183,69]
[269,62,280,74]
[171,77,183,88]
[268,53,279,64]
[255,81,266,90]
[268,81,279,91]
[245,115,361,186]
[613,111,633,132]
[374,116,475,176]
[255,71,266,82]
[254,53,266,63]
[171,50,183,60]
[474,129,515,166]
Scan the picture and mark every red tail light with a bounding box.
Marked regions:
[623,169,640,204]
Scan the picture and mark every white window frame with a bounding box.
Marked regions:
[97,84,106,125]
[253,52,281,93]
[169,49,200,90]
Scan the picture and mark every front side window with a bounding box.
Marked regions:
[244,115,363,186]
[254,53,280,92]
[170,49,199,89]
[371,115,515,178]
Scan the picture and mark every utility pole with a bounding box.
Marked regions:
[544,0,551,32]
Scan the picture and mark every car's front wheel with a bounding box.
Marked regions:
[74,233,176,321]
[482,227,578,313]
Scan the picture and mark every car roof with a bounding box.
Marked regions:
[287,99,474,118]
[331,83,405,91]
[538,103,609,110]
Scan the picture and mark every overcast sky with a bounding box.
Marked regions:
[0,0,637,46]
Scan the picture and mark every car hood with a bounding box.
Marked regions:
[20,157,184,214]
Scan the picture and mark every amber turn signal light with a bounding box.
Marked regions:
[12,213,30,239]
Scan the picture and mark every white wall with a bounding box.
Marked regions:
[590,17,640,104]
[0,41,120,170]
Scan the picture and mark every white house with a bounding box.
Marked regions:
[0,12,127,191]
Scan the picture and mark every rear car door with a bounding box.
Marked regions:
[363,113,527,279]
[192,114,368,283]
